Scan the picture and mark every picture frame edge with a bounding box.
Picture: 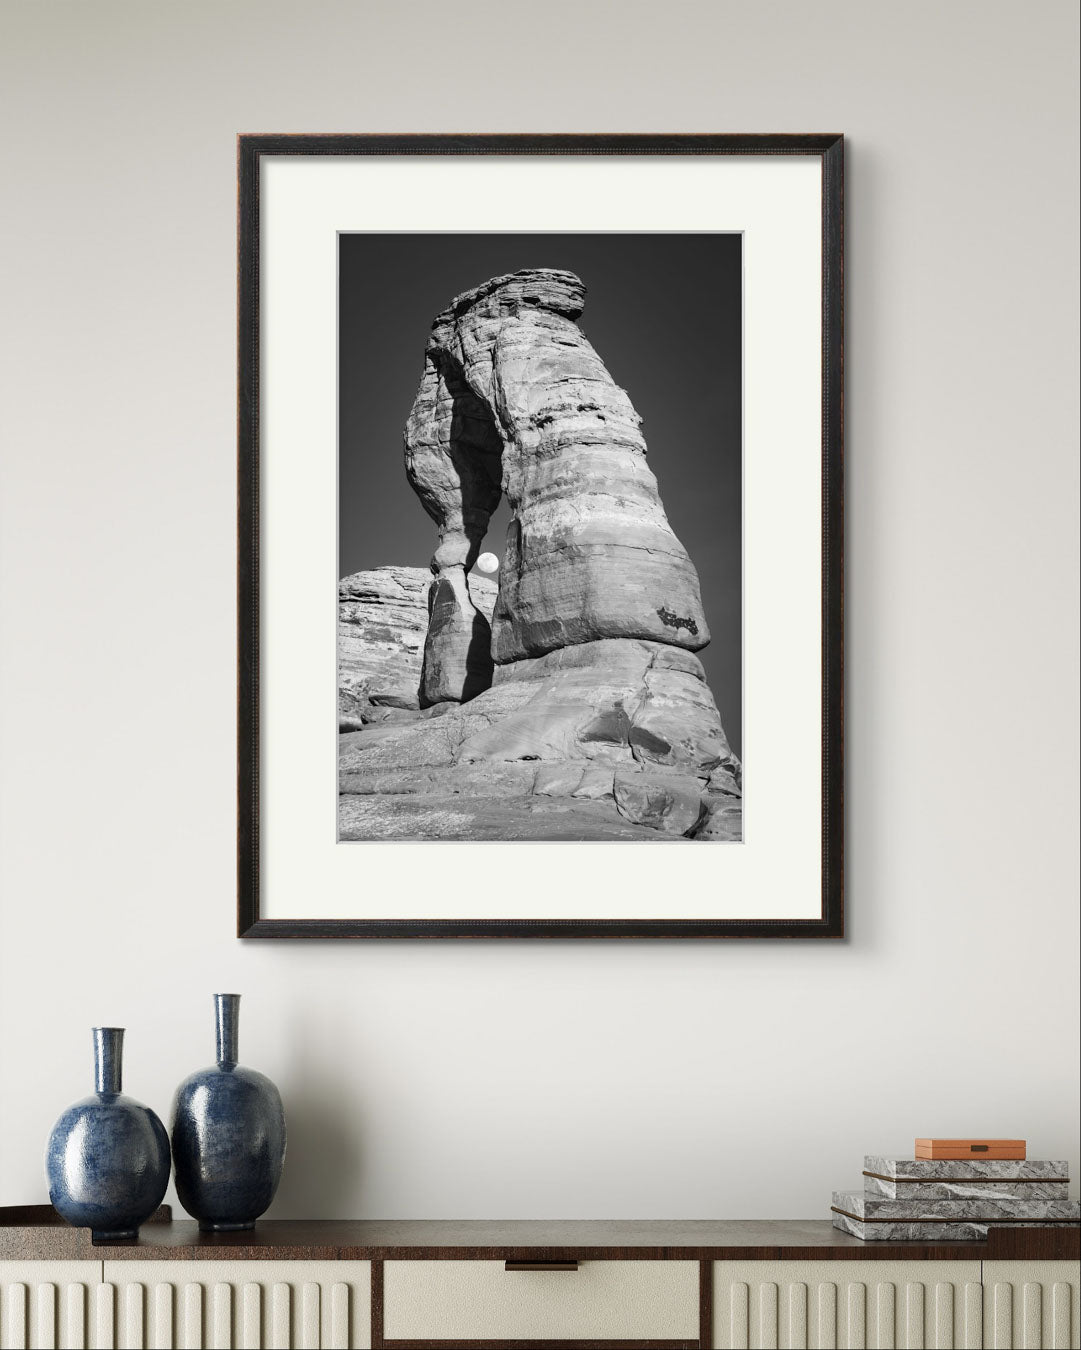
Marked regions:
[236,133,845,940]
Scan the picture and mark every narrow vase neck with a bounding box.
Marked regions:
[215,993,241,1066]
[93,1027,124,1095]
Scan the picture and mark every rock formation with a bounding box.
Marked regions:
[405,268,709,699]
[338,566,496,730]
[339,269,741,841]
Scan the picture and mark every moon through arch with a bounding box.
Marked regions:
[476,552,499,574]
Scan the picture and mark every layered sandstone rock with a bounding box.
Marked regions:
[337,268,741,841]
[338,566,496,730]
[338,636,742,841]
[405,268,709,699]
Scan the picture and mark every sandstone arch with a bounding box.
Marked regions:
[339,269,740,840]
[404,268,710,707]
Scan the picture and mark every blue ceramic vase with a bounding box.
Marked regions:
[170,994,286,1231]
[45,1028,170,1242]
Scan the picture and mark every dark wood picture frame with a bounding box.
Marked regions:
[237,134,844,940]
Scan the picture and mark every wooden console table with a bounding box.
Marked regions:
[1,1207,1078,1348]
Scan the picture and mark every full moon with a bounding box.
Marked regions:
[476,552,500,574]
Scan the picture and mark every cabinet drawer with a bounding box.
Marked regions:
[382,1258,699,1345]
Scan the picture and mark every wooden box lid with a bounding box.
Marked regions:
[915,1139,1026,1160]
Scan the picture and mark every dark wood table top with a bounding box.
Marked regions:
[1,1207,1076,1262]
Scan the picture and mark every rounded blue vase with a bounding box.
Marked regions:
[45,1028,171,1242]
[170,994,286,1232]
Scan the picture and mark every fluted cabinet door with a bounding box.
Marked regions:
[710,1260,982,1350]
[0,1261,102,1350]
[983,1261,1079,1350]
[100,1262,371,1350]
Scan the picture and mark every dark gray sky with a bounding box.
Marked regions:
[339,234,742,757]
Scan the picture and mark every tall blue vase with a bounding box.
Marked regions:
[45,1028,171,1242]
[170,994,286,1231]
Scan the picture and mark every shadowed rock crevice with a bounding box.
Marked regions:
[405,347,505,707]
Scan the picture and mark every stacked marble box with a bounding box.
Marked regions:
[832,1156,1079,1240]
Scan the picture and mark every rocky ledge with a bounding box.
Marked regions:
[339,600,741,841]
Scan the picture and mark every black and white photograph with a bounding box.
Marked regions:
[238,136,843,935]
[337,233,743,844]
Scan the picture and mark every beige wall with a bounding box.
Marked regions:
[0,1,1077,1219]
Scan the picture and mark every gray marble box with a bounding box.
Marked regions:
[835,1189,1080,1225]
[831,1212,1045,1242]
[863,1165,1071,1200]
[864,1155,1069,1183]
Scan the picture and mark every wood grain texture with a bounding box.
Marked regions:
[698,1260,712,1349]
[915,1139,1027,1160]
[3,1215,1077,1263]
[372,1259,384,1350]
[0,1204,171,1229]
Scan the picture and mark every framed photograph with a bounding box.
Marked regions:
[238,134,843,939]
